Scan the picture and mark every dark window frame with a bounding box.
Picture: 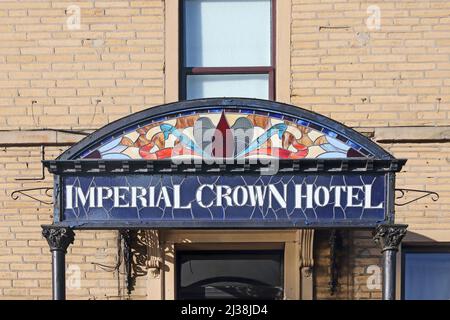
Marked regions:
[401,245,450,300]
[179,0,277,100]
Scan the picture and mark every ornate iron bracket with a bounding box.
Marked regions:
[120,229,134,295]
[11,187,53,205]
[91,229,148,295]
[91,234,123,273]
[395,188,439,206]
[329,229,342,295]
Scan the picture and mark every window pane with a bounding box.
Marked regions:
[177,251,283,299]
[404,252,450,300]
[184,0,271,67]
[187,74,269,100]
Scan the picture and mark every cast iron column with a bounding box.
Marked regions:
[42,227,75,300]
[373,224,407,300]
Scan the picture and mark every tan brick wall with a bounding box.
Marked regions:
[0,0,449,300]
[314,230,352,300]
[348,230,383,300]
[0,1,448,128]
[384,142,450,232]
[313,230,382,300]
[0,0,164,130]
[0,146,132,299]
[291,0,450,127]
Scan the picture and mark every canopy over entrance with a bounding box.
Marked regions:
[43,98,405,230]
[41,98,408,301]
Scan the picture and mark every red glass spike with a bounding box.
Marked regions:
[212,112,234,158]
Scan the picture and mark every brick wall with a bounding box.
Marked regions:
[291,0,450,127]
[313,230,382,300]
[0,0,449,300]
[0,0,165,298]
[0,146,127,299]
[0,0,164,130]
[385,142,450,231]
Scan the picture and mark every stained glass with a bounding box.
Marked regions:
[80,109,370,160]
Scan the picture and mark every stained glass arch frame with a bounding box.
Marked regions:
[58,98,394,161]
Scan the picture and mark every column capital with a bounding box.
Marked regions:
[373,224,407,252]
[42,226,75,253]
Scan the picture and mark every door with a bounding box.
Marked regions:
[176,250,284,300]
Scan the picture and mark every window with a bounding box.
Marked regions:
[176,250,284,299]
[181,0,275,100]
[402,248,450,300]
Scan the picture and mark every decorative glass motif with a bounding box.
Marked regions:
[80,109,371,160]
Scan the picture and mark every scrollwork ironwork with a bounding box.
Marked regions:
[395,188,439,206]
[11,187,53,205]
[90,229,152,296]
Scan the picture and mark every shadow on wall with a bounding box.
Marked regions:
[403,231,442,244]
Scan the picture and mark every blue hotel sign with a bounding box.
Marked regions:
[60,173,388,227]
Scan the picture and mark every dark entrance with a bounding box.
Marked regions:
[176,250,284,300]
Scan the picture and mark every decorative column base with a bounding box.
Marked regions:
[373,224,407,300]
[42,226,75,300]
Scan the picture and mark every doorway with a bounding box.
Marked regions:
[176,250,284,300]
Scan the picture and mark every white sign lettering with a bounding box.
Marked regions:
[65,183,384,210]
